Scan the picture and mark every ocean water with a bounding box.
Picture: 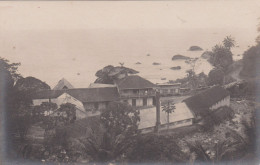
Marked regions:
[1,28,257,88]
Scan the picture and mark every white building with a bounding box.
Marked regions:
[138,102,195,133]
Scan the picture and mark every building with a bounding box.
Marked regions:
[32,87,119,118]
[53,78,74,90]
[139,102,195,133]
[183,86,230,117]
[114,75,156,107]
[156,83,181,96]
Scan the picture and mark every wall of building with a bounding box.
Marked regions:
[76,110,88,119]
[210,95,230,110]
[140,118,193,134]
[83,102,107,111]
[159,118,193,131]
[33,99,50,106]
[147,98,153,106]
[136,98,143,106]
[158,86,180,96]
[125,97,153,107]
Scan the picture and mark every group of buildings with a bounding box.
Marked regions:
[32,73,230,133]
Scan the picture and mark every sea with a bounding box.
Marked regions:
[1,28,258,88]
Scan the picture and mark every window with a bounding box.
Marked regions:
[143,98,147,106]
[94,103,98,109]
[132,99,136,106]
[133,89,139,94]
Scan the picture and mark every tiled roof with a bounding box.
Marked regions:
[115,75,156,90]
[183,86,230,114]
[32,87,119,103]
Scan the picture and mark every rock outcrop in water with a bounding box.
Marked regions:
[172,54,190,60]
[189,46,203,51]
[153,62,161,65]
[170,66,181,70]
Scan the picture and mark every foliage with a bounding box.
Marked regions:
[38,102,76,130]
[207,68,225,86]
[94,65,138,84]
[223,36,235,50]
[0,57,22,82]
[240,43,260,78]
[209,44,233,70]
[128,134,188,163]
[70,102,141,162]
[100,101,140,137]
[186,69,198,89]
[162,102,175,130]
[201,106,234,131]
[45,102,140,163]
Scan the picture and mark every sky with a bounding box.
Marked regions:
[1,1,260,30]
[0,1,260,88]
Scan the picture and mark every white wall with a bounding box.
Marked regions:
[210,95,230,110]
[140,118,193,133]
[136,98,143,106]
[147,97,153,106]
[33,99,49,106]
[127,99,132,105]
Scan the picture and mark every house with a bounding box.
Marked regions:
[183,86,230,116]
[53,78,74,90]
[156,83,181,96]
[114,75,156,107]
[138,102,195,134]
[32,87,119,118]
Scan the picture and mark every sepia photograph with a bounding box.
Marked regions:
[0,1,260,164]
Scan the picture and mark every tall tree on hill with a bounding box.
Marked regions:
[207,68,225,86]
[0,57,22,155]
[223,36,235,50]
[210,44,233,70]
[240,19,260,78]
[208,36,234,71]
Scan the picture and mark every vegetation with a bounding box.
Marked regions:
[162,102,175,130]
[240,44,260,78]
[128,134,188,163]
[94,65,138,84]
[207,36,235,71]
[207,68,225,86]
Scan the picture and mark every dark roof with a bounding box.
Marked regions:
[32,87,119,103]
[114,75,156,90]
[183,86,230,113]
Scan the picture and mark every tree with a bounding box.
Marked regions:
[162,102,175,131]
[128,134,188,163]
[94,65,139,84]
[209,44,233,70]
[79,101,140,162]
[0,57,22,82]
[207,68,225,86]
[240,44,260,78]
[223,36,235,50]
[186,69,198,89]
[38,102,76,130]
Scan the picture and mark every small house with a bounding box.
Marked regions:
[183,86,230,117]
[156,83,181,96]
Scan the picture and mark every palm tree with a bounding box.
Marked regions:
[162,101,175,131]
[223,36,235,50]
